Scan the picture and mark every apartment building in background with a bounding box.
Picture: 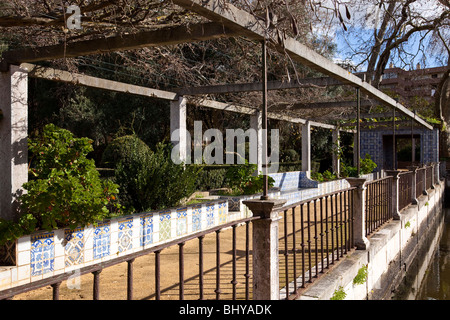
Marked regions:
[379,64,447,106]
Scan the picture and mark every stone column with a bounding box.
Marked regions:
[332,129,340,177]
[385,170,402,220]
[243,198,286,300]
[170,96,188,164]
[407,166,419,205]
[0,65,28,221]
[250,111,263,174]
[345,178,370,250]
[302,121,311,178]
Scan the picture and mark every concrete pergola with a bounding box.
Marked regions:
[0,0,433,221]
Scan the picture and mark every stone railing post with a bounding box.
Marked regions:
[407,166,418,205]
[422,165,428,196]
[430,162,436,189]
[243,198,286,300]
[345,178,369,250]
[385,170,402,220]
[435,161,441,183]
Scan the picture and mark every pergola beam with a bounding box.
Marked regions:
[269,99,375,111]
[340,120,417,128]
[2,0,433,129]
[339,112,396,119]
[22,63,344,131]
[171,0,433,130]
[176,77,342,95]
[2,22,241,64]
[21,63,179,101]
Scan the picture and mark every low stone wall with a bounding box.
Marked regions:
[296,179,445,300]
[222,174,378,213]
[0,199,233,292]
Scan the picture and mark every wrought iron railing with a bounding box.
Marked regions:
[276,188,355,299]
[416,167,426,196]
[365,176,393,237]
[398,171,413,212]
[0,217,258,300]
[1,164,441,300]
[425,166,433,190]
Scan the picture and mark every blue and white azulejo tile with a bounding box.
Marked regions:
[30,232,55,276]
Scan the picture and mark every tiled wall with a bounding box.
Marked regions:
[360,128,439,170]
[0,199,231,292]
[269,171,318,191]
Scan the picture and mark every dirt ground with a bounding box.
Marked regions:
[13,222,254,300]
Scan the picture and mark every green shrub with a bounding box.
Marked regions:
[340,154,377,177]
[280,149,299,162]
[340,162,358,178]
[311,171,324,182]
[193,165,228,191]
[102,135,153,212]
[0,124,121,244]
[360,154,377,174]
[224,162,274,195]
[134,142,201,211]
[107,137,202,212]
[101,135,152,168]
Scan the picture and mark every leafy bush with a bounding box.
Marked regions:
[280,149,299,162]
[101,135,152,168]
[101,135,153,212]
[224,162,274,195]
[340,154,377,177]
[312,154,377,181]
[311,170,337,182]
[311,171,324,182]
[0,124,121,244]
[106,136,202,212]
[193,165,228,191]
[359,154,377,174]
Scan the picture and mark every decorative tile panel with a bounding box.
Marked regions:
[30,232,54,276]
[0,199,230,293]
[176,208,188,236]
[159,210,172,241]
[118,217,133,253]
[218,201,227,225]
[192,205,202,232]
[93,221,110,259]
[64,227,84,267]
[206,204,215,227]
[140,213,153,247]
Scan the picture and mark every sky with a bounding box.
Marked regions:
[312,0,449,71]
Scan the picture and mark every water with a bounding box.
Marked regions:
[416,212,450,300]
[392,207,448,300]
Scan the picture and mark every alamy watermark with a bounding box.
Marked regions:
[171,121,280,173]
[66,5,82,30]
